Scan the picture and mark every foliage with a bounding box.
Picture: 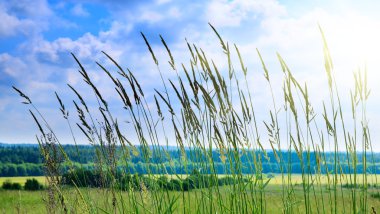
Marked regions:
[24,178,44,191]
[2,180,22,190]
[1,144,379,176]
[61,168,244,192]
[371,192,380,200]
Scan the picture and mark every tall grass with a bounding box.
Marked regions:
[13,24,378,213]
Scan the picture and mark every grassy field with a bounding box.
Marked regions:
[1,184,380,214]
[1,174,378,186]
[268,174,379,185]
[0,189,46,213]
[1,175,379,213]
[0,176,46,186]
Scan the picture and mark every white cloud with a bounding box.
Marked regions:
[67,68,81,86]
[29,33,112,62]
[156,0,172,5]
[4,0,53,18]
[71,4,89,17]
[29,81,57,91]
[206,0,286,27]
[168,7,181,19]
[0,0,78,39]
[0,7,36,37]
[99,21,133,41]
[0,8,22,37]
[139,10,164,24]
[0,53,27,78]
[119,2,187,25]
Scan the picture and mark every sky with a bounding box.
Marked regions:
[0,0,380,150]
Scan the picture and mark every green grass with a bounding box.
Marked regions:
[156,174,380,186]
[1,174,379,212]
[268,174,379,185]
[1,184,380,214]
[0,189,45,213]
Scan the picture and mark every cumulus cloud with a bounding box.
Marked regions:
[28,33,111,62]
[0,0,75,38]
[3,0,53,18]
[0,7,36,37]
[98,21,133,40]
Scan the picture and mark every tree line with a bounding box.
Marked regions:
[0,144,379,176]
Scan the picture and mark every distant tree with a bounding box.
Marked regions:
[0,165,8,176]
[17,165,26,176]
[2,180,22,190]
[24,178,44,191]
[7,165,17,176]
[157,175,169,189]
[2,180,13,189]
[169,179,182,191]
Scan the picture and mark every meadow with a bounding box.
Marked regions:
[0,176,46,186]
[9,24,379,213]
[1,175,380,213]
[1,174,378,187]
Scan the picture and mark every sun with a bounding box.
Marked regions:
[322,14,380,89]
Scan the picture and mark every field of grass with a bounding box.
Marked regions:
[0,176,46,187]
[1,184,380,214]
[268,174,379,185]
[1,174,379,213]
[1,174,378,187]
[152,173,380,186]
[0,189,46,213]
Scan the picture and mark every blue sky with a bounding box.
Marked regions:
[1,0,380,150]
